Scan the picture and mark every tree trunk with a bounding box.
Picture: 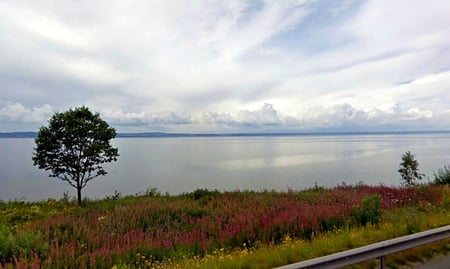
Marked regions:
[77,186,82,205]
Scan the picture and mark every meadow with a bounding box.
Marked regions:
[0,184,449,269]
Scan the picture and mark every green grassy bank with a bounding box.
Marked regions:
[0,184,449,268]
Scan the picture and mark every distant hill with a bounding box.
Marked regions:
[1,130,449,139]
[0,132,37,138]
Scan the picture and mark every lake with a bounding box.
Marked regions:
[1,133,449,201]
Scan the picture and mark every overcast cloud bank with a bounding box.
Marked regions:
[1,0,449,132]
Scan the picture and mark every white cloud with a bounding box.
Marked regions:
[0,0,449,132]
[302,102,435,130]
[101,109,192,126]
[0,101,447,133]
[0,103,53,123]
[236,103,280,126]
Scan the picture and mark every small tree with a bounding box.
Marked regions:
[32,106,119,205]
[398,151,424,186]
[433,165,450,185]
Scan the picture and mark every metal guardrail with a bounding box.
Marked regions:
[274,225,450,269]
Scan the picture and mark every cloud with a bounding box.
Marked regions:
[302,102,435,130]
[108,102,442,132]
[101,109,192,126]
[0,103,53,123]
[1,101,447,133]
[236,103,281,126]
[0,0,316,113]
[0,1,449,132]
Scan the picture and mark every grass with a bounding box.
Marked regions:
[0,184,448,269]
[175,207,449,269]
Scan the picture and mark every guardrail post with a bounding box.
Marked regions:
[379,256,385,269]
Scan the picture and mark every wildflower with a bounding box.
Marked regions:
[283,234,292,242]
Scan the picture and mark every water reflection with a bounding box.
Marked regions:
[219,153,330,170]
[218,147,390,170]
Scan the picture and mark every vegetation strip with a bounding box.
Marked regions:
[0,184,448,268]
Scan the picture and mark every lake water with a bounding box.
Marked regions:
[1,133,449,201]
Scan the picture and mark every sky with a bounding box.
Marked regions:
[0,0,449,133]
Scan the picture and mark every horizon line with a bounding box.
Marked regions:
[1,130,450,138]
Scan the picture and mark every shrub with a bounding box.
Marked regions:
[105,190,122,200]
[433,165,450,185]
[351,194,382,226]
[144,187,162,197]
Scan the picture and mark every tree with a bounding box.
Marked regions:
[398,151,424,186]
[32,106,119,205]
[433,165,450,185]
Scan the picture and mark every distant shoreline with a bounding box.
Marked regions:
[1,130,450,139]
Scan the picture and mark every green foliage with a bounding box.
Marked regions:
[0,185,445,268]
[297,184,327,203]
[105,190,122,200]
[32,106,119,205]
[398,151,424,186]
[0,199,76,226]
[188,188,220,206]
[143,187,162,197]
[351,194,382,226]
[433,165,450,185]
[0,224,49,263]
[190,188,220,200]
